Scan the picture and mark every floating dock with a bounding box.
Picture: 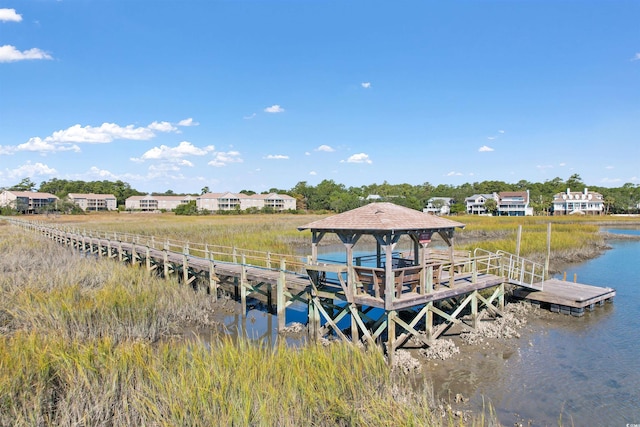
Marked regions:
[513,278,616,316]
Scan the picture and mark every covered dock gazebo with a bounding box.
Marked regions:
[298,202,469,361]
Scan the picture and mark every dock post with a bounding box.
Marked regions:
[277,259,286,331]
[182,243,190,285]
[387,311,396,366]
[425,302,433,341]
[209,253,218,301]
[240,254,247,317]
[471,291,478,329]
[146,246,152,272]
[163,240,170,278]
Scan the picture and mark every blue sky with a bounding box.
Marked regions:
[1,1,639,194]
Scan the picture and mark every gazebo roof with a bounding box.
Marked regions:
[298,202,465,234]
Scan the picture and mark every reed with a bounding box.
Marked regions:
[1,222,492,426]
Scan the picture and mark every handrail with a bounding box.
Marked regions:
[3,217,309,275]
[473,248,545,290]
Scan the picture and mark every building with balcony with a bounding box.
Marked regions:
[197,192,296,212]
[124,195,197,212]
[0,190,59,214]
[465,193,499,215]
[67,193,117,211]
[497,191,533,216]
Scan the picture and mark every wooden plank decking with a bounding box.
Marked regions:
[513,278,616,310]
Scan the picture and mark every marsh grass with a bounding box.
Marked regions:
[1,332,454,426]
[40,212,325,255]
[454,216,628,271]
[0,222,483,426]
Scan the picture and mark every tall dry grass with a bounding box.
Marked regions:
[38,212,325,255]
[0,222,482,427]
[454,215,624,270]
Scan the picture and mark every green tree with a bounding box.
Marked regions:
[174,201,199,216]
[484,198,498,215]
[9,178,36,192]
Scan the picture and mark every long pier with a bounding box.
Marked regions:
[4,216,615,363]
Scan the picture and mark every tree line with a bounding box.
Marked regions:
[2,174,639,215]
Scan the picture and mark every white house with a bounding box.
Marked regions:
[0,190,59,214]
[465,193,499,215]
[67,193,117,211]
[552,188,604,216]
[497,191,533,216]
[423,197,454,215]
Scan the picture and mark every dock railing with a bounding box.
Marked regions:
[4,218,310,276]
[473,248,545,291]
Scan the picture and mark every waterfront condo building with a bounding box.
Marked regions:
[0,190,59,214]
[67,193,117,211]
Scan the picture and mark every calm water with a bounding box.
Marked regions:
[464,230,640,426]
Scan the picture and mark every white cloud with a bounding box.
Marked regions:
[487,136,495,140]
[0,8,22,22]
[208,151,243,167]
[446,171,463,177]
[133,141,215,162]
[264,105,285,113]
[361,82,371,89]
[7,120,189,155]
[7,161,56,179]
[0,45,52,62]
[265,154,289,160]
[605,165,615,170]
[49,122,156,143]
[345,153,372,164]
[243,113,256,120]
[148,121,177,133]
[498,130,505,134]
[178,118,199,127]
[478,145,494,152]
[632,53,640,61]
[16,137,81,153]
[87,166,118,179]
[315,144,335,152]
[309,171,317,176]
[559,162,566,167]
[536,164,554,170]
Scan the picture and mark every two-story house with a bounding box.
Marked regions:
[465,193,499,215]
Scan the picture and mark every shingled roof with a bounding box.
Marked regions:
[298,202,465,233]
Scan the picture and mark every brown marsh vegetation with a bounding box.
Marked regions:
[0,221,471,427]
[2,212,638,426]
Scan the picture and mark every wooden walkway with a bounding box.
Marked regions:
[3,217,616,358]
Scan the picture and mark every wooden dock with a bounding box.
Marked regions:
[513,278,616,316]
[3,211,617,364]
